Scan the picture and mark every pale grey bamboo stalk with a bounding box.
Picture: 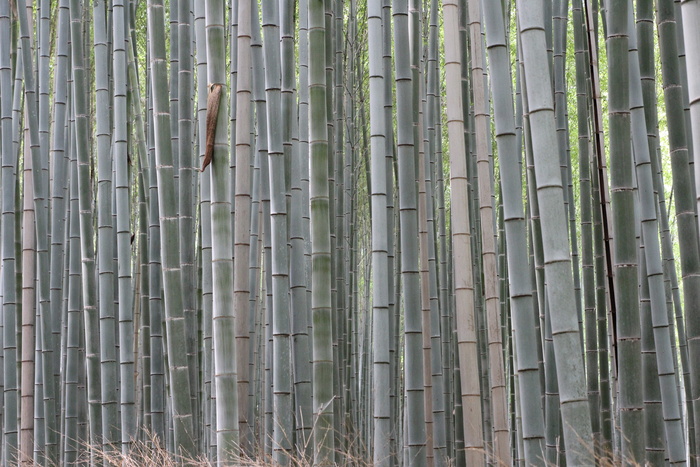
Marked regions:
[48,0,71,448]
[250,5,271,453]
[655,0,700,457]
[63,130,82,465]
[50,11,71,460]
[260,1,293,462]
[16,1,59,460]
[113,0,136,453]
[280,0,312,457]
[481,0,546,464]
[299,2,313,394]
[515,2,594,464]
[148,0,196,455]
[204,0,239,460]
[194,0,214,455]
[627,4,687,462]
[381,4,399,458]
[368,2,391,465]
[680,5,700,457]
[394,0,427,464]
[424,1,447,463]
[442,2,485,465]
[177,0,199,437]
[637,0,692,447]
[169,0,180,185]
[20,114,37,467]
[466,1,510,463]
[0,0,19,460]
[309,0,335,464]
[38,0,61,430]
[233,0,253,455]
[92,0,121,449]
[68,0,103,455]
[146,67,166,446]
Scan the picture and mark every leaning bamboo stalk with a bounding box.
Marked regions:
[515,2,594,464]
[16,0,58,460]
[627,5,687,462]
[481,0,546,464]
[655,0,700,457]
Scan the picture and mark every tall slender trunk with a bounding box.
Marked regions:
[309,1,335,464]
[368,2,391,465]
[482,0,546,464]
[234,0,253,454]
[516,1,594,463]
[466,1,510,463]
[442,1,485,465]
[148,0,196,455]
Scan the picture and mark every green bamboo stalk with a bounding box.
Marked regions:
[628,5,687,461]
[515,2,594,463]
[655,0,700,458]
[637,0,692,449]
[571,0,602,456]
[309,0,335,464]
[606,1,645,462]
[482,0,546,464]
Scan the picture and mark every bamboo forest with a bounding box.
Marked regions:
[5,0,700,465]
